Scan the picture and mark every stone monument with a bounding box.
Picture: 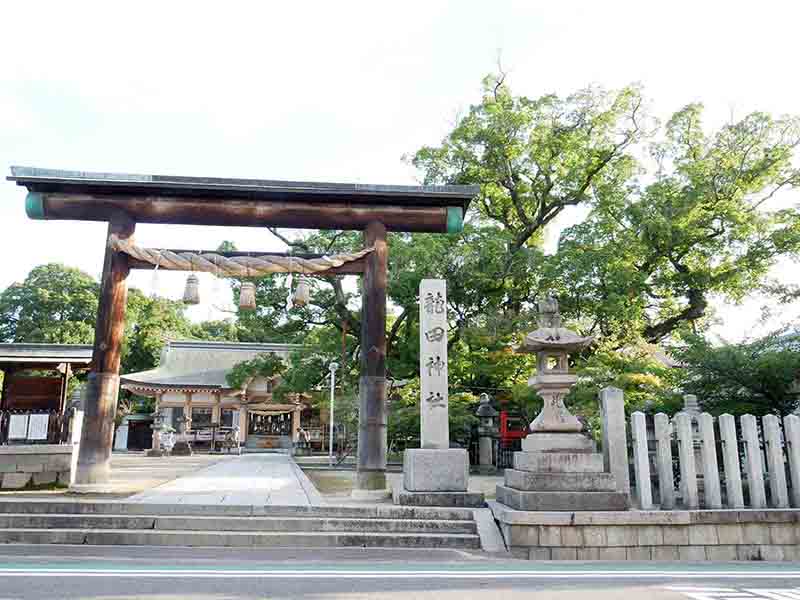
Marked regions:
[496,295,629,511]
[395,279,484,507]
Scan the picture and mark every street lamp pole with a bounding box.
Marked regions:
[328,362,339,467]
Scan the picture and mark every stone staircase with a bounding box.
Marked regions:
[0,502,480,549]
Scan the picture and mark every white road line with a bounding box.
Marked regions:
[664,588,739,592]
[663,587,800,600]
[0,569,800,579]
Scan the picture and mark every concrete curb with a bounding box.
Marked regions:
[290,458,327,506]
[473,507,508,555]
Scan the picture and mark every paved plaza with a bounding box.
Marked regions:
[129,453,322,506]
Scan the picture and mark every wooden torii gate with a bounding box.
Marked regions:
[8,166,477,494]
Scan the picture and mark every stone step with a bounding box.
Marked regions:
[504,470,617,492]
[0,514,477,535]
[0,502,474,521]
[0,528,481,549]
[496,485,630,511]
[513,452,604,473]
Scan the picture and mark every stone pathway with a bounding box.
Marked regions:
[129,454,318,506]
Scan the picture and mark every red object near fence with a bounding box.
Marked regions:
[500,411,528,444]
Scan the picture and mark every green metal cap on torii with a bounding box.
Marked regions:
[9,166,477,234]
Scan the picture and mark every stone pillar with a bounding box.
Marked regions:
[763,414,789,508]
[631,411,653,509]
[146,392,163,457]
[741,414,766,509]
[654,413,675,509]
[397,279,480,507]
[599,387,630,497]
[675,412,698,508]
[419,278,449,449]
[719,413,745,508]
[698,412,722,509]
[783,414,800,508]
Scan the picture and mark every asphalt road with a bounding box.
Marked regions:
[0,545,799,599]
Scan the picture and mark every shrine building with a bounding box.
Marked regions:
[121,340,321,451]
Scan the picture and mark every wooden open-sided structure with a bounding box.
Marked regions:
[8,166,477,491]
[0,343,92,444]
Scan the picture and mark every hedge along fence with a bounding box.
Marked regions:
[628,409,800,510]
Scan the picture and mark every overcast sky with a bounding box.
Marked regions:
[1,1,798,340]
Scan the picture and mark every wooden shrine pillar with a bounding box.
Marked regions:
[74,216,135,485]
[356,220,388,492]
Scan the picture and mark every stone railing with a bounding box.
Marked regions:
[628,410,799,510]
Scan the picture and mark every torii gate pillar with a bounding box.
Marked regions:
[74,216,134,486]
[355,221,389,495]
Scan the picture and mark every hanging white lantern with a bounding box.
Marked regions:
[292,276,311,308]
[239,281,257,311]
[182,273,200,305]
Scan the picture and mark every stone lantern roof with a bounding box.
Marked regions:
[475,394,499,418]
[519,327,594,354]
[516,295,593,354]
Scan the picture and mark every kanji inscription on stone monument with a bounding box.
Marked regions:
[419,279,449,449]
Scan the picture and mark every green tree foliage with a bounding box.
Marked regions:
[548,105,800,343]
[226,353,286,391]
[237,75,800,430]
[674,331,800,416]
[387,379,478,451]
[412,74,645,251]
[190,319,240,341]
[121,289,197,375]
[567,340,683,417]
[0,263,99,343]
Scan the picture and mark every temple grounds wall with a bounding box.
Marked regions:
[0,445,75,489]
[491,502,800,561]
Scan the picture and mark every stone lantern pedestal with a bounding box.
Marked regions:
[496,297,629,512]
[171,416,193,456]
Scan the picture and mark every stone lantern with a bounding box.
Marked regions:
[520,295,592,435]
[475,393,499,471]
[172,415,193,456]
[147,411,165,457]
[495,294,629,511]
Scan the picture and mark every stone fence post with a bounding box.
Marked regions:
[654,413,675,509]
[675,412,699,509]
[599,387,630,497]
[698,412,722,509]
[784,414,800,508]
[763,414,789,508]
[719,413,744,508]
[741,414,766,509]
[631,411,653,509]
